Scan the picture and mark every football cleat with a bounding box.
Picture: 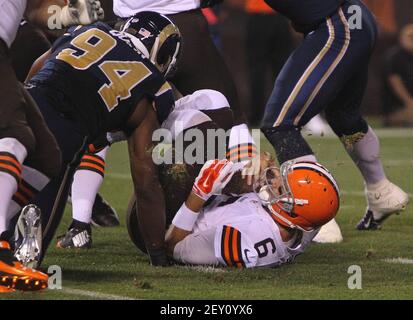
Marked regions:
[357,179,409,230]
[91,194,120,227]
[312,219,343,243]
[14,205,42,269]
[0,241,48,291]
[57,227,92,249]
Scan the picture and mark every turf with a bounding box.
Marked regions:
[1,128,412,300]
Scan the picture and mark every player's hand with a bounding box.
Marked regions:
[242,152,274,186]
[192,159,236,201]
[200,0,224,8]
[60,0,104,27]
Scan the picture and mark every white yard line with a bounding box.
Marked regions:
[60,287,138,300]
[384,258,413,265]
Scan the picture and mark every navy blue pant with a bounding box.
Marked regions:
[261,0,377,137]
[27,87,86,243]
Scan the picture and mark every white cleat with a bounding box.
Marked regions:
[357,179,409,230]
[14,204,43,268]
[313,219,343,244]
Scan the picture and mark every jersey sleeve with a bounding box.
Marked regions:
[173,228,221,266]
[215,225,258,268]
[153,81,175,124]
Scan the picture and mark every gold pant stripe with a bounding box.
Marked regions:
[293,8,351,126]
[273,18,335,127]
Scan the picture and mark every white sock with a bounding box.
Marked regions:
[71,147,108,224]
[293,154,318,163]
[344,127,386,186]
[0,138,27,235]
[8,165,51,226]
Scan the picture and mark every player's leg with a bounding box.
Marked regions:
[326,66,409,230]
[261,4,379,242]
[57,147,110,249]
[25,87,87,259]
[261,9,355,165]
[0,41,53,289]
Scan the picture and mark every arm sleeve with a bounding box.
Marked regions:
[173,228,221,266]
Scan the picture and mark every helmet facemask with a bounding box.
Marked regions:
[254,161,312,232]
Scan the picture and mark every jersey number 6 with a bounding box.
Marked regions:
[57,28,152,111]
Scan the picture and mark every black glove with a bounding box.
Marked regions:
[200,0,224,8]
[148,248,170,267]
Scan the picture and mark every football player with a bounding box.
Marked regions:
[9,12,181,267]
[60,0,248,240]
[260,0,408,241]
[166,160,339,268]
[112,0,243,122]
[0,0,104,292]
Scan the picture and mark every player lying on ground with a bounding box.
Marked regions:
[0,0,104,292]
[165,160,339,268]
[126,88,261,256]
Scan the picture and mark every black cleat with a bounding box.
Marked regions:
[57,227,92,249]
[91,194,120,227]
[356,209,394,231]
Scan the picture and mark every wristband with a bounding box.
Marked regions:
[172,202,199,231]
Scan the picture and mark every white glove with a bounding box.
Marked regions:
[60,0,104,27]
[192,159,236,201]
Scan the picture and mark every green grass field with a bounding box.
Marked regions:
[2,128,413,300]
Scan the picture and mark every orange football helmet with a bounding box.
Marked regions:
[255,161,340,232]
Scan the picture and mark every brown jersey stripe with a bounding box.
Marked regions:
[21,179,40,194]
[0,154,22,171]
[231,228,243,268]
[236,229,246,268]
[82,154,105,167]
[79,158,105,170]
[227,227,238,267]
[221,226,233,267]
[0,165,21,183]
[0,158,22,174]
[13,191,29,207]
[226,144,256,158]
[18,183,36,200]
[79,161,105,172]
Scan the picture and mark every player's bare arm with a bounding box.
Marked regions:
[127,99,168,266]
[25,49,52,82]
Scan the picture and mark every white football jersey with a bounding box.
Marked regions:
[0,0,26,48]
[113,0,201,18]
[173,193,318,268]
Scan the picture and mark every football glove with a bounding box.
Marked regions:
[192,159,235,201]
[60,0,104,27]
[200,0,224,8]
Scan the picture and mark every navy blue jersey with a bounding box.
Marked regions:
[265,0,345,28]
[29,22,174,139]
